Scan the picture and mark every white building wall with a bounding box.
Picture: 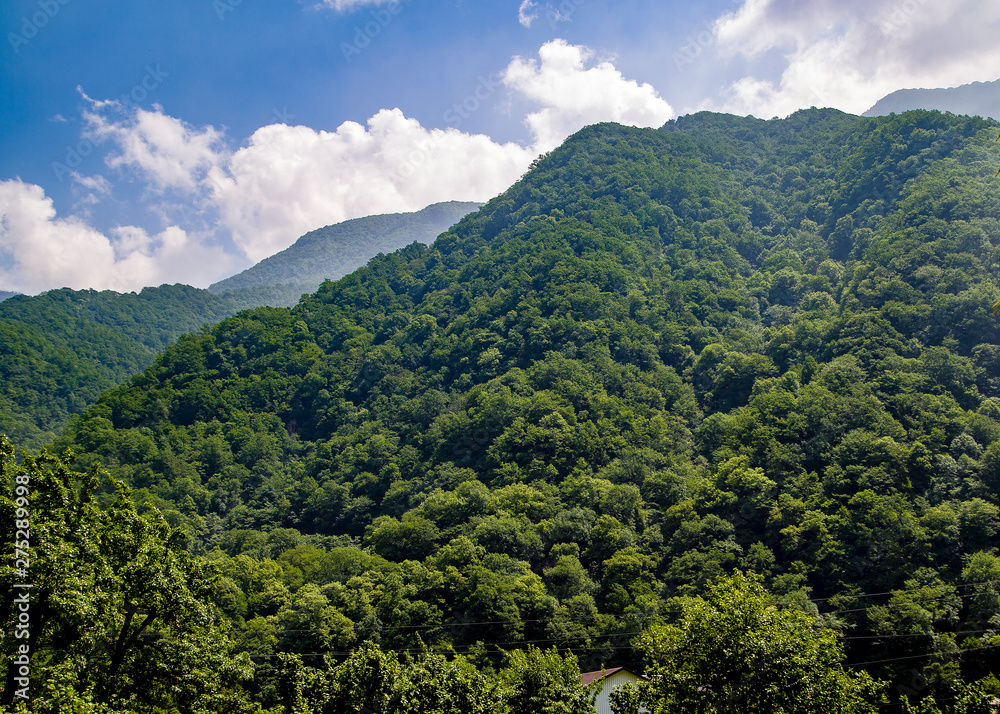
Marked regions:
[593,670,644,714]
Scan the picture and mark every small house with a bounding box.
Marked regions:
[580,667,647,714]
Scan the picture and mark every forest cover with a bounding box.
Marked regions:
[5,109,1000,712]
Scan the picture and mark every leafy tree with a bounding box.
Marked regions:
[899,678,994,714]
[275,643,589,714]
[626,572,883,713]
[0,436,256,713]
[499,646,599,714]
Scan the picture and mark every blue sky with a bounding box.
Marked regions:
[1,0,998,294]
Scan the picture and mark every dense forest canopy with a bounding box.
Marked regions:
[0,284,284,449]
[6,108,1000,711]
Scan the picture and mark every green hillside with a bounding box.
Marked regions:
[8,108,1000,711]
[209,201,482,301]
[0,284,273,449]
[0,202,481,451]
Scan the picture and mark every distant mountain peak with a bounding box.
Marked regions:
[209,201,482,300]
[865,77,1000,119]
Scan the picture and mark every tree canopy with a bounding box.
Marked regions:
[616,572,882,713]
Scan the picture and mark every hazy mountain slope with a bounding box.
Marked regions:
[208,201,482,299]
[865,78,1000,119]
[48,109,1000,691]
[0,291,17,302]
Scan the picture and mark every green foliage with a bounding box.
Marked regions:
[0,435,256,712]
[899,679,995,714]
[630,572,883,713]
[272,643,588,714]
[499,646,598,714]
[0,284,279,449]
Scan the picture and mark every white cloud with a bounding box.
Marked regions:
[208,110,535,262]
[71,173,113,195]
[712,0,1000,117]
[503,39,675,151]
[87,39,672,265]
[0,179,234,293]
[519,0,539,28]
[84,101,226,193]
[79,100,535,266]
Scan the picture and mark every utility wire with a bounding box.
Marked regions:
[242,577,1000,635]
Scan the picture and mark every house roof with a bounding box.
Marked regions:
[581,667,626,686]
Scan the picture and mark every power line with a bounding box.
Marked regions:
[845,641,1000,667]
[231,576,1000,674]
[840,628,994,641]
[253,577,1000,636]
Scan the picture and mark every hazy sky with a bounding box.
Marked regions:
[2,0,999,294]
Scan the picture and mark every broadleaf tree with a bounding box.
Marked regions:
[0,435,257,713]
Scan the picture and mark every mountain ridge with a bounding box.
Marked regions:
[0,202,482,449]
[865,77,1000,119]
[209,200,482,301]
[0,283,276,448]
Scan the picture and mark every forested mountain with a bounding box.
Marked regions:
[0,203,479,453]
[0,284,281,449]
[7,108,1000,711]
[866,78,1000,120]
[209,201,482,304]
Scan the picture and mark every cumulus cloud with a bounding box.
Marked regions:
[208,111,535,262]
[713,0,1000,117]
[503,39,675,151]
[87,39,671,264]
[0,180,234,293]
[84,101,226,193]
[519,0,539,28]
